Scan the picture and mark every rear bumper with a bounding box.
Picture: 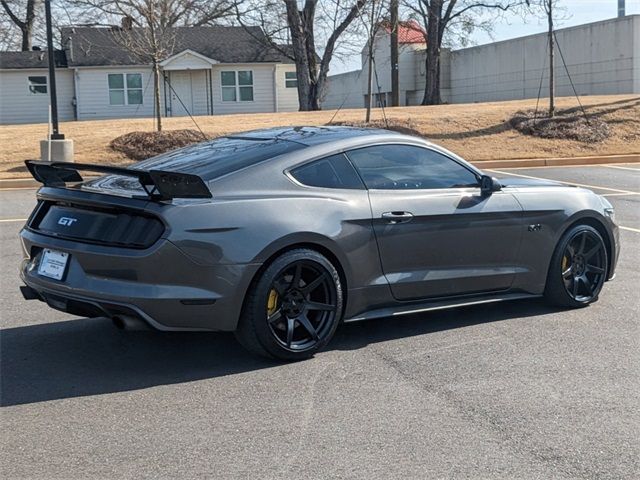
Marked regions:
[19,228,261,331]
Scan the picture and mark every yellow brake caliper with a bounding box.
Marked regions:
[562,255,568,272]
[267,288,279,315]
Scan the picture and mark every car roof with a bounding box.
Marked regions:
[227,126,403,146]
[130,126,422,181]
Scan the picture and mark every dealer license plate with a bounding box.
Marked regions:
[38,249,69,280]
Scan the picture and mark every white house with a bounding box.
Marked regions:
[0,26,300,125]
[323,15,640,108]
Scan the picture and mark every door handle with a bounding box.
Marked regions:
[381,211,414,224]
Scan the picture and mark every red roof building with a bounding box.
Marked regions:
[382,20,426,44]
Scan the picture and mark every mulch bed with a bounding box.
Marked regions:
[109,129,207,161]
[510,109,610,143]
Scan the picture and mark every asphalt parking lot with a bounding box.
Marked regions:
[1,164,638,479]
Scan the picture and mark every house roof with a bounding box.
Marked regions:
[0,50,68,69]
[61,26,294,67]
[383,20,426,44]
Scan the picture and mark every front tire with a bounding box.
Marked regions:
[544,224,608,308]
[235,249,343,361]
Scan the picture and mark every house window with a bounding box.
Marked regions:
[28,76,47,94]
[285,71,297,88]
[108,73,143,105]
[221,70,254,102]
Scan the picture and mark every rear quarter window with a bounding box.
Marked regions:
[290,154,365,189]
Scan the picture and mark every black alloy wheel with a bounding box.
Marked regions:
[267,260,338,350]
[545,225,608,307]
[561,229,607,302]
[236,249,343,360]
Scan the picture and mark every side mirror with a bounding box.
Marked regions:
[480,175,501,195]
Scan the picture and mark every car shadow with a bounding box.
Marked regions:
[1,299,559,407]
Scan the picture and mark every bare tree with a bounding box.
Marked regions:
[525,0,556,117]
[1,0,40,50]
[237,0,369,111]
[405,0,528,105]
[360,0,390,121]
[67,0,240,131]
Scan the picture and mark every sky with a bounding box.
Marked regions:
[331,0,640,74]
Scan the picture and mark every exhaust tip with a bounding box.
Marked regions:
[112,315,148,331]
[112,316,126,330]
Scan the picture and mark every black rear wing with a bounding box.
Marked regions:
[25,160,212,200]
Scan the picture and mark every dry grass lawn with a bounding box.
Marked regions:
[1,94,638,179]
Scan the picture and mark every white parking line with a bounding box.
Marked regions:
[620,226,640,234]
[487,169,639,195]
[0,218,27,223]
[601,192,640,197]
[605,165,640,172]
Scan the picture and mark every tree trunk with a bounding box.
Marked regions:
[365,0,376,122]
[284,1,314,111]
[283,0,366,112]
[1,0,38,51]
[547,0,555,117]
[365,42,374,122]
[390,0,400,106]
[422,1,442,105]
[20,26,32,51]
[153,61,162,132]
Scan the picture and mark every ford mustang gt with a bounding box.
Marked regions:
[19,126,619,360]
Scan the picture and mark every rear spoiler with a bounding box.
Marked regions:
[25,160,212,200]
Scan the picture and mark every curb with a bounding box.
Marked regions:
[473,153,640,170]
[1,154,638,189]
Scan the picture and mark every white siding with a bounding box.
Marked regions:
[210,64,276,115]
[75,66,158,120]
[166,69,209,116]
[0,68,75,124]
[275,64,299,112]
[190,70,210,115]
[162,52,214,70]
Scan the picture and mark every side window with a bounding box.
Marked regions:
[285,71,297,88]
[290,153,365,189]
[108,73,143,105]
[28,76,47,94]
[346,144,479,190]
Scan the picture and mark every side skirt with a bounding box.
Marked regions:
[343,292,541,323]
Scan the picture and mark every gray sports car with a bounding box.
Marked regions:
[20,126,619,360]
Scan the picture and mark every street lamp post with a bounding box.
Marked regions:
[40,0,73,162]
[44,0,63,140]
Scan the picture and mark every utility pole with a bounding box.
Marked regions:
[390,0,399,107]
[547,0,555,118]
[44,0,63,139]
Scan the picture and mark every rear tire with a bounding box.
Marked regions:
[235,249,343,361]
[544,224,608,308]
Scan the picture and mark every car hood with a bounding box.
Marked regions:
[496,177,567,188]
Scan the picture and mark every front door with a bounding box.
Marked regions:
[346,144,524,301]
[169,71,193,117]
